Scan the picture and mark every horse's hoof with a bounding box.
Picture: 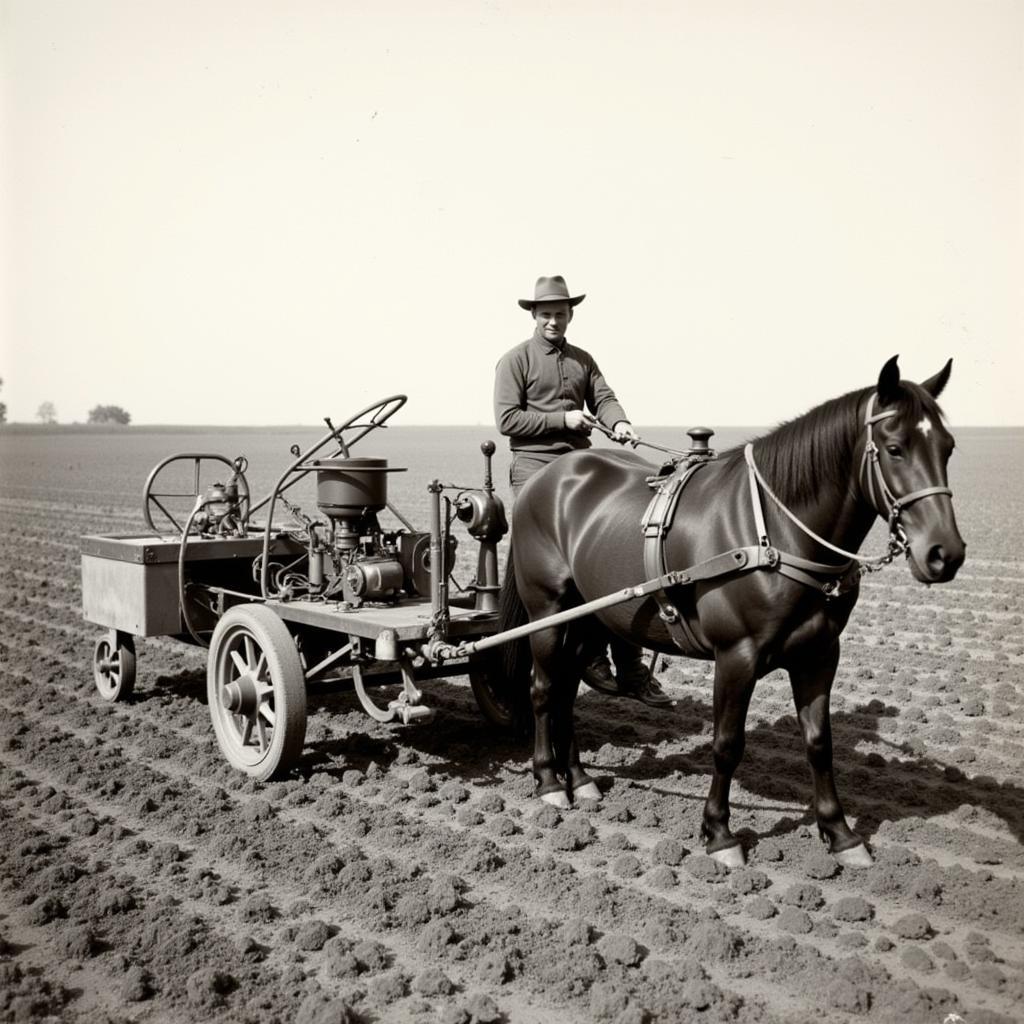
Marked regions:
[540,790,571,810]
[834,843,873,869]
[709,844,746,870]
[573,781,601,802]
[573,781,602,802]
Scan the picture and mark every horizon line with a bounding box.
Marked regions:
[2,421,1022,431]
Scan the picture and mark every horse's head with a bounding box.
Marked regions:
[866,356,965,583]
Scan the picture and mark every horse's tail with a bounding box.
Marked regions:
[496,540,534,737]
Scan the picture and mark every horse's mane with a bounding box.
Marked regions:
[721,383,942,507]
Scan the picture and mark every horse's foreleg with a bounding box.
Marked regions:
[530,624,571,809]
[788,643,873,869]
[702,644,758,868]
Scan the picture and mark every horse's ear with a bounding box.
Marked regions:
[877,355,902,405]
[921,358,953,400]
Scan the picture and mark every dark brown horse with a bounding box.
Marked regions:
[498,358,964,868]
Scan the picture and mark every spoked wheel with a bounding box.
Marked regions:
[469,649,513,729]
[93,630,136,702]
[207,605,306,781]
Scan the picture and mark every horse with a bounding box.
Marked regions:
[496,357,964,868]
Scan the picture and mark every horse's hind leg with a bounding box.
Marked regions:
[530,623,572,809]
[530,619,599,807]
[560,620,600,802]
[702,644,758,869]
[789,643,873,868]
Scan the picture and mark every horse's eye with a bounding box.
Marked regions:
[885,444,902,458]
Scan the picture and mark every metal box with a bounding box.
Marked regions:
[80,533,305,637]
[81,535,184,636]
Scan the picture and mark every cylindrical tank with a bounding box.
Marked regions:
[308,458,405,517]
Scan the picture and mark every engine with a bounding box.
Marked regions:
[263,456,456,607]
[309,524,450,606]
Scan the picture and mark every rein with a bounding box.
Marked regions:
[745,393,952,573]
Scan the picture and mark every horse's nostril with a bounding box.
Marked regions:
[927,545,946,574]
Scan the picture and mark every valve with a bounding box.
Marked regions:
[454,441,508,614]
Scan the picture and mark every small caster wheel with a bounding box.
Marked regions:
[93,630,136,702]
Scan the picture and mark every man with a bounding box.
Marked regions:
[493,275,671,707]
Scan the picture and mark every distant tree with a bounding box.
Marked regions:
[88,404,132,425]
[0,377,6,424]
[37,401,57,424]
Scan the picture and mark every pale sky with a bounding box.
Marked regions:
[2,0,1021,426]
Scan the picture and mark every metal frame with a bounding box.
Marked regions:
[80,394,513,778]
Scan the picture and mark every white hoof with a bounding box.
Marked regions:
[834,843,873,869]
[573,781,602,802]
[540,790,571,810]
[709,844,746,870]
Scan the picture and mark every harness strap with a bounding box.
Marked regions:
[640,460,705,541]
[747,450,770,548]
[642,461,712,655]
[640,449,865,655]
[775,558,859,593]
[638,390,955,654]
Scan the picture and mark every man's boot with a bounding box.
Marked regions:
[611,642,673,707]
[580,653,621,696]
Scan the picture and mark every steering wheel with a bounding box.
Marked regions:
[142,453,250,534]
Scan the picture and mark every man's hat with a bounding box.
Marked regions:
[518,275,586,311]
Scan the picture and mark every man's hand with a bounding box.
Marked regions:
[611,420,640,444]
[565,409,597,433]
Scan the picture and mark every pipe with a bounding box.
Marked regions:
[427,480,447,637]
[178,498,211,647]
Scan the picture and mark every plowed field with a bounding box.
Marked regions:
[1,426,1022,1024]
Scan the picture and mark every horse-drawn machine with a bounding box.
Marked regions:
[81,360,965,868]
[81,395,519,780]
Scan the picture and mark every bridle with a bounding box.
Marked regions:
[858,393,953,546]
[746,392,954,582]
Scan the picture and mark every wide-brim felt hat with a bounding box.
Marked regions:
[518,275,586,310]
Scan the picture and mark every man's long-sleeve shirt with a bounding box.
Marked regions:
[494,331,629,454]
